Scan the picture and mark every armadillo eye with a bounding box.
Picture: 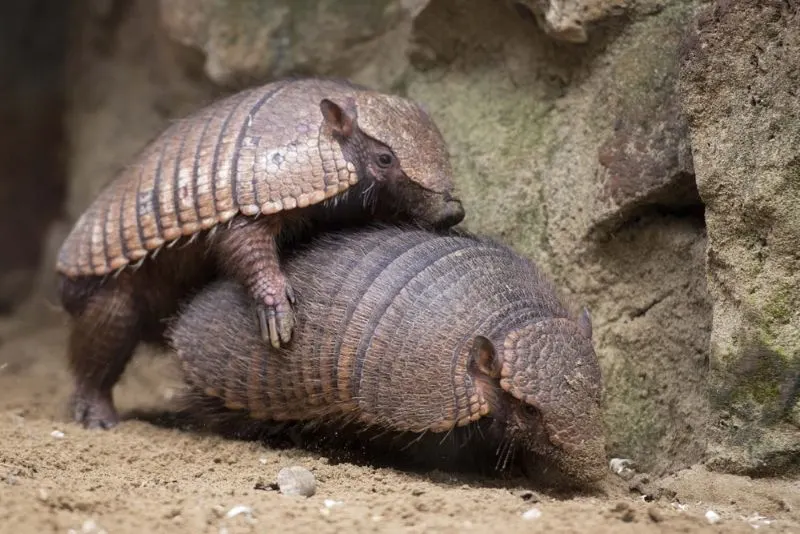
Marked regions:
[377,153,393,168]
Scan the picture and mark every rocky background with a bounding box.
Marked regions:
[1,0,797,479]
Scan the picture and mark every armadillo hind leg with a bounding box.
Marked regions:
[65,276,141,429]
[211,216,296,349]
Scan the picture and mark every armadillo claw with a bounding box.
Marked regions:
[256,282,296,348]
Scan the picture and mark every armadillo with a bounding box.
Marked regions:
[57,77,465,429]
[167,225,607,484]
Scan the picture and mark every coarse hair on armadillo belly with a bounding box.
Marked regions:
[168,388,519,478]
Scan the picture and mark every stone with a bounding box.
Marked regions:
[276,466,317,497]
[507,0,630,43]
[159,0,427,89]
[593,89,698,240]
[679,0,800,475]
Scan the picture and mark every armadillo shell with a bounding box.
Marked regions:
[56,78,449,278]
[170,225,570,435]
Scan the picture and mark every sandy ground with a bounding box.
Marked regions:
[1,316,799,534]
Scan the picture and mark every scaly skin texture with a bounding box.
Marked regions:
[57,77,464,429]
[168,226,606,485]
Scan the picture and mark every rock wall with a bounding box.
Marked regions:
[679,0,800,475]
[11,0,797,476]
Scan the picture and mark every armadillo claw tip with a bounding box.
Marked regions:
[257,306,270,342]
[268,312,280,349]
[278,307,294,345]
[256,303,295,349]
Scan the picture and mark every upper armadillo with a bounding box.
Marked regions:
[168,225,607,484]
[57,77,464,430]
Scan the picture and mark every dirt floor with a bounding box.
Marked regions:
[1,315,799,534]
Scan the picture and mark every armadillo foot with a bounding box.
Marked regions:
[70,388,119,430]
[256,280,296,349]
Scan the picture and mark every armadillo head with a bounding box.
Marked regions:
[469,308,607,485]
[318,92,465,230]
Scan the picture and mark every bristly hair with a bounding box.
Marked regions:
[140,386,530,480]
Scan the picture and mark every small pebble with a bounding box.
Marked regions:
[79,519,106,534]
[319,500,344,517]
[224,505,252,519]
[521,507,542,520]
[50,430,65,439]
[609,458,636,480]
[705,510,721,524]
[276,466,316,497]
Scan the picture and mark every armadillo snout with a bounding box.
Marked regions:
[412,193,464,229]
[431,198,465,229]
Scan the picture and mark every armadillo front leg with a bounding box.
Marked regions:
[66,279,141,429]
[213,216,296,348]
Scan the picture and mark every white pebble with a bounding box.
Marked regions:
[258,458,268,465]
[705,510,721,524]
[80,519,106,534]
[609,458,636,479]
[522,507,542,520]
[277,466,317,497]
[323,499,344,509]
[50,430,65,439]
[224,505,252,519]
[744,513,772,528]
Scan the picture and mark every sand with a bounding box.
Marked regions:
[1,317,798,534]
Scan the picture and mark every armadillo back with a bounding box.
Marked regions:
[56,78,363,278]
[171,225,569,433]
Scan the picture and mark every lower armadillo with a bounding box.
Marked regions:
[168,225,607,484]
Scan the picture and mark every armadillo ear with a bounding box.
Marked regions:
[320,99,355,139]
[578,307,592,339]
[470,335,501,379]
